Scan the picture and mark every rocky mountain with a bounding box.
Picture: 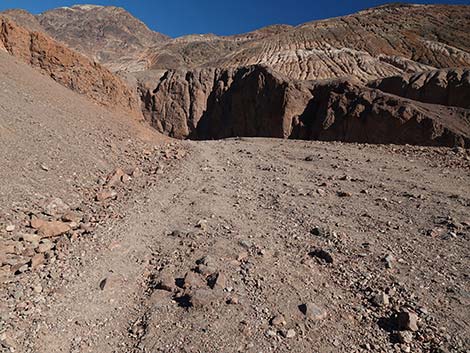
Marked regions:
[37,5,170,72]
[2,5,170,72]
[0,15,140,114]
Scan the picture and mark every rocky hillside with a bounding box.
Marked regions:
[0,16,140,114]
[370,68,470,109]
[141,65,470,147]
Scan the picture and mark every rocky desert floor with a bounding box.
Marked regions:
[1,137,469,353]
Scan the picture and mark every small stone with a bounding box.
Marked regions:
[5,225,15,232]
[196,255,216,267]
[106,168,125,188]
[266,330,277,338]
[37,240,54,253]
[96,190,117,202]
[208,271,227,290]
[270,315,287,327]
[397,311,419,332]
[309,249,334,264]
[43,197,69,217]
[337,191,352,197]
[397,331,413,344]
[384,254,395,269]
[227,296,239,305]
[19,233,41,243]
[281,329,296,339]
[299,302,328,321]
[33,284,43,293]
[156,271,177,292]
[183,271,206,289]
[36,220,71,238]
[62,211,82,223]
[372,292,389,307]
[121,174,132,183]
[99,278,108,290]
[189,288,218,309]
[196,220,208,231]
[30,253,45,269]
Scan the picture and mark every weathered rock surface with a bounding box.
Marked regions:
[0,16,139,113]
[141,65,470,147]
[148,4,470,81]
[369,68,470,109]
[36,5,170,72]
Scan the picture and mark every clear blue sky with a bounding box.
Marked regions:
[0,0,469,37]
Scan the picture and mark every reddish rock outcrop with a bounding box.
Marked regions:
[0,16,139,114]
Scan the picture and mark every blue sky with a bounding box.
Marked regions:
[0,0,468,37]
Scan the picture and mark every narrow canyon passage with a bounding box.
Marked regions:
[24,139,469,353]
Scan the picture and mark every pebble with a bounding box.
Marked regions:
[398,331,413,344]
[397,311,419,331]
[384,254,395,269]
[372,292,389,307]
[5,225,15,232]
[281,329,296,339]
[309,249,334,264]
[337,191,352,197]
[156,270,177,292]
[95,190,117,202]
[30,253,45,269]
[189,288,218,309]
[270,315,286,327]
[299,302,327,320]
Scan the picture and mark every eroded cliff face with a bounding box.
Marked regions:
[290,80,470,147]
[0,16,140,114]
[140,65,470,147]
[369,68,470,109]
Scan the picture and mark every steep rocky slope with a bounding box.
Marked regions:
[0,16,140,114]
[141,65,470,147]
[370,68,470,109]
[0,51,161,208]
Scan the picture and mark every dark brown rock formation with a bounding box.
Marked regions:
[369,68,470,109]
[141,65,470,147]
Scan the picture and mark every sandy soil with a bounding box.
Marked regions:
[2,138,468,353]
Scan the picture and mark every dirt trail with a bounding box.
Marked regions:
[15,139,470,353]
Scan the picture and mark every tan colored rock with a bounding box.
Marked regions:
[96,190,118,202]
[43,197,69,216]
[183,271,206,289]
[29,253,45,269]
[106,168,125,188]
[32,219,71,238]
